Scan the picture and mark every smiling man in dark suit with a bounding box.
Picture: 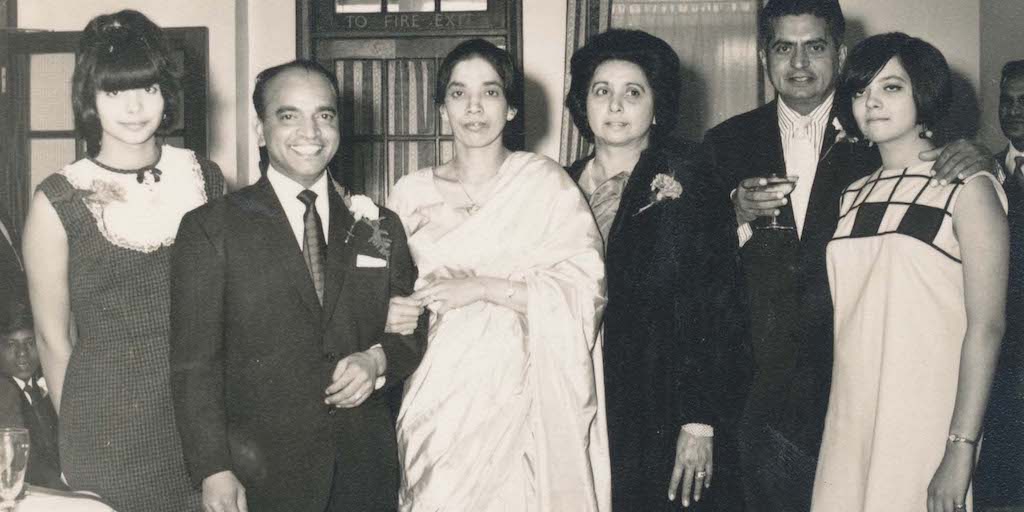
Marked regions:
[976,59,1024,511]
[0,301,64,490]
[702,1,995,510]
[170,60,425,512]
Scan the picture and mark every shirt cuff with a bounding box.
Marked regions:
[369,344,387,390]
[737,222,753,248]
[995,159,1007,185]
[731,188,753,248]
[683,423,715,437]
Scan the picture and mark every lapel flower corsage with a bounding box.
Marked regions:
[818,117,861,164]
[84,179,127,205]
[344,194,392,259]
[636,173,683,216]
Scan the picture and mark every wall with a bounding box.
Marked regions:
[841,0,982,141]
[239,0,296,185]
[522,0,568,160]
[20,0,241,185]
[979,0,1024,153]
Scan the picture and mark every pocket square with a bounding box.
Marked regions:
[356,254,387,268]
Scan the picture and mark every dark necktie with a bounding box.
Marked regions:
[297,190,327,304]
[1014,156,1024,180]
[24,378,44,406]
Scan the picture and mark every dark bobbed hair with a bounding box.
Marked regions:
[1002,59,1024,85]
[836,32,952,142]
[252,59,341,120]
[759,0,846,49]
[434,38,522,112]
[565,29,681,143]
[0,300,33,337]
[72,10,180,157]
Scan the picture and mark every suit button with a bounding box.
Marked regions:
[327,407,337,416]
[324,352,336,362]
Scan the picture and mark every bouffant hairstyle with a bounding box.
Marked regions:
[836,32,952,142]
[565,29,681,143]
[759,0,846,48]
[72,10,180,157]
[434,38,522,113]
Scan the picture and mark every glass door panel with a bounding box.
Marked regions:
[29,53,75,132]
[336,60,385,136]
[29,138,76,191]
[388,141,437,184]
[387,59,436,136]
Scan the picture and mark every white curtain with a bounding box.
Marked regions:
[611,0,760,141]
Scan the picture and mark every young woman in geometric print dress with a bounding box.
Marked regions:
[22,10,222,512]
[811,33,1007,512]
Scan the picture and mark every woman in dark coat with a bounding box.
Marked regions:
[565,29,750,511]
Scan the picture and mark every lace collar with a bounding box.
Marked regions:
[60,145,208,253]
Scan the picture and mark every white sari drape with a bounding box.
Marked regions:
[389,152,610,512]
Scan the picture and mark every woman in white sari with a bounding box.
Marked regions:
[384,39,610,511]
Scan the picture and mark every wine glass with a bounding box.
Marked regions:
[0,428,30,512]
[756,172,797,231]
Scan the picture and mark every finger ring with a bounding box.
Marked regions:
[696,471,707,478]
[954,505,965,511]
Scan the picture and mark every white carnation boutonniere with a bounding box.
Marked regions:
[336,182,392,259]
[636,173,683,216]
[819,117,861,164]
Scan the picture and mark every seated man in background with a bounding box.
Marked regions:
[0,300,64,489]
[976,58,1024,512]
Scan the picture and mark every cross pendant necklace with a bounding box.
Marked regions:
[454,170,494,215]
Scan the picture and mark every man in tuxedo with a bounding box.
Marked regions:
[170,60,426,512]
[0,203,25,308]
[0,301,63,489]
[976,59,1024,511]
[702,1,995,510]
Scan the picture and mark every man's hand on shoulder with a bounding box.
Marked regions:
[202,470,247,512]
[324,346,386,409]
[922,139,997,185]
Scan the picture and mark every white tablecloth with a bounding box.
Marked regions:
[11,485,115,511]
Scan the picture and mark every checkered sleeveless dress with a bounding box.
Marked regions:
[37,146,223,512]
[811,161,1006,512]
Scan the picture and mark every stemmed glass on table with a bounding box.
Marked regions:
[0,428,30,512]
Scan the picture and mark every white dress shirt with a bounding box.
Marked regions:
[267,167,388,390]
[736,94,834,245]
[1005,143,1024,178]
[11,375,48,405]
[778,94,833,236]
[266,166,331,248]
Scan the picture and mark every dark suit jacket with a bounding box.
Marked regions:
[703,100,880,453]
[569,139,750,511]
[0,205,26,308]
[0,376,63,489]
[976,148,1024,506]
[170,175,426,511]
